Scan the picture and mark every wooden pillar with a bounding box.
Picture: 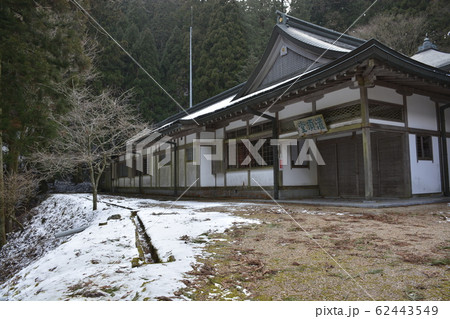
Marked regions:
[196,132,200,188]
[173,142,178,196]
[360,86,373,200]
[0,57,6,247]
[440,104,450,196]
[273,115,279,200]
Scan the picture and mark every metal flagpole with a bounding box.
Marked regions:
[189,6,193,108]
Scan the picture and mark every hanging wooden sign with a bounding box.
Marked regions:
[294,114,328,137]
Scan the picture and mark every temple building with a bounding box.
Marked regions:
[104,12,450,200]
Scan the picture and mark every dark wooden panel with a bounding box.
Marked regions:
[318,142,338,197]
[375,132,405,197]
[337,139,358,197]
[318,132,407,198]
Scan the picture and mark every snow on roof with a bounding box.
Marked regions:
[178,71,313,123]
[181,95,236,120]
[281,25,351,53]
[410,49,450,70]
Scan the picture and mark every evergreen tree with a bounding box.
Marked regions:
[240,0,278,78]
[288,0,313,21]
[81,0,450,121]
[0,0,91,246]
[131,28,174,120]
[161,26,190,110]
[0,0,90,173]
[195,0,248,102]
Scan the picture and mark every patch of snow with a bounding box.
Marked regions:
[299,209,327,216]
[137,205,258,263]
[0,194,98,283]
[0,195,258,301]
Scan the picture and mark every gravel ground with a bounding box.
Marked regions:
[177,203,450,301]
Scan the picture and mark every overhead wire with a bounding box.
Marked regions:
[69,0,199,126]
[251,0,379,126]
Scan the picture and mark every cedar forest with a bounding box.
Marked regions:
[0,0,449,245]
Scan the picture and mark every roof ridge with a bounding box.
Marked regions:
[155,82,245,127]
[276,11,365,47]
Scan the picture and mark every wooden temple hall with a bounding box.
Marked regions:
[103,12,450,200]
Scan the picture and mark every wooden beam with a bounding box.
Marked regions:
[374,80,450,103]
[304,93,324,103]
[360,86,373,200]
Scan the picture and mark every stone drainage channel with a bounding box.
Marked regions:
[81,197,163,267]
[130,210,161,266]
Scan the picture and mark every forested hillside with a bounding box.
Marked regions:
[0,0,448,176]
[87,0,449,123]
[2,0,449,126]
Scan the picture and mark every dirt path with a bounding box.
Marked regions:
[177,203,450,301]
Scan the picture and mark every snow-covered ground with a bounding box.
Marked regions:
[0,194,258,300]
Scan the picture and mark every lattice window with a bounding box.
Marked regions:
[236,142,249,168]
[321,104,361,125]
[117,161,128,178]
[228,140,274,168]
[158,151,171,166]
[250,121,272,135]
[254,141,274,167]
[416,135,433,161]
[142,156,148,175]
[280,120,296,133]
[290,140,309,168]
[226,128,247,139]
[185,147,194,162]
[369,103,403,122]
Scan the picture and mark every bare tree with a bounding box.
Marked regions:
[1,170,39,232]
[35,86,146,210]
[0,60,5,247]
[351,13,426,56]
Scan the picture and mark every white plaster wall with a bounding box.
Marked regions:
[186,162,197,186]
[316,87,360,110]
[369,119,405,127]
[151,156,157,187]
[216,173,225,187]
[226,120,247,131]
[448,138,450,183]
[159,166,172,187]
[214,129,226,186]
[250,168,273,186]
[368,86,403,104]
[200,146,215,187]
[178,149,185,187]
[407,94,437,131]
[118,178,131,187]
[215,128,226,189]
[142,175,151,187]
[283,161,318,186]
[226,171,248,186]
[215,128,225,139]
[185,133,197,144]
[409,134,441,194]
[445,108,450,132]
[278,101,312,120]
[200,131,215,139]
